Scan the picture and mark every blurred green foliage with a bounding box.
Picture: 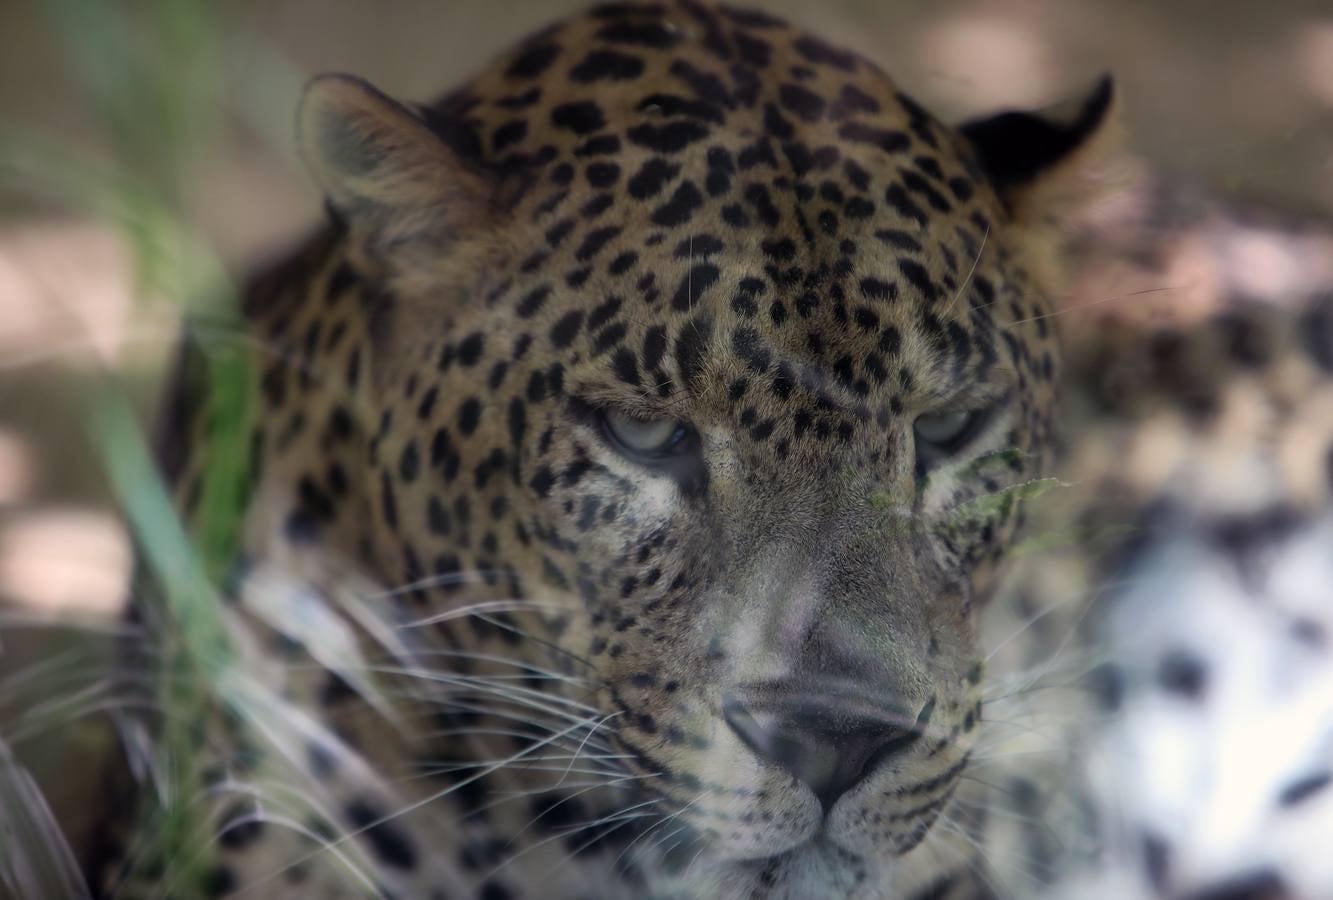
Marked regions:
[2,1,255,895]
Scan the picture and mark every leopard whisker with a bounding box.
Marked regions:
[425,763,628,780]
[415,727,614,758]
[944,221,989,314]
[499,796,664,880]
[421,714,615,754]
[983,584,1105,668]
[929,816,1028,900]
[558,812,657,865]
[399,598,577,628]
[233,711,620,892]
[394,675,606,724]
[5,696,158,747]
[466,770,660,822]
[556,709,620,786]
[368,573,533,601]
[412,698,614,751]
[615,790,705,867]
[372,667,603,720]
[1002,284,1186,329]
[468,610,604,674]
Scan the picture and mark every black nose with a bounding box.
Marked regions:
[1181,869,1289,900]
[723,689,930,810]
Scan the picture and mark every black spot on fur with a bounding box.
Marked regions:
[1157,649,1207,700]
[458,332,485,367]
[839,121,910,155]
[652,180,704,227]
[344,797,418,870]
[733,30,771,67]
[586,161,621,188]
[1279,771,1332,808]
[636,92,725,124]
[628,120,711,153]
[550,311,584,348]
[793,35,857,71]
[885,183,929,227]
[496,86,541,110]
[629,328,666,378]
[596,21,682,48]
[506,43,561,79]
[861,278,897,302]
[608,250,638,275]
[732,328,771,373]
[627,157,681,200]
[552,101,606,135]
[670,263,721,311]
[491,119,527,153]
[778,82,825,121]
[217,802,265,849]
[570,49,645,82]
[830,84,879,119]
[458,398,482,436]
[575,134,621,157]
[576,226,623,262]
[516,286,552,318]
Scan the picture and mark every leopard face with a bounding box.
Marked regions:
[153,3,1117,898]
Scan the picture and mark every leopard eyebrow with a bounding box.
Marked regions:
[565,381,696,425]
[963,373,1018,409]
[917,362,1018,410]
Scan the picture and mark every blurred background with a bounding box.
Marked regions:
[1,0,1332,881]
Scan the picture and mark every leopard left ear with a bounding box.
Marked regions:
[297,73,497,257]
[961,75,1123,224]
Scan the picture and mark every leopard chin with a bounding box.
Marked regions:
[656,840,908,900]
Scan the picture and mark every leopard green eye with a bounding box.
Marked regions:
[914,410,974,447]
[602,409,687,458]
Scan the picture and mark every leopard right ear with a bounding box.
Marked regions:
[297,73,496,256]
[960,75,1124,225]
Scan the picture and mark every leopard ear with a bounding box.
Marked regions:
[297,73,495,254]
[960,75,1123,223]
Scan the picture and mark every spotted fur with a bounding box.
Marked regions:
[98,3,1116,898]
[984,222,1333,900]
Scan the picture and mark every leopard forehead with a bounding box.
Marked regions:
[370,0,1060,465]
[337,0,1072,609]
[444,1,979,196]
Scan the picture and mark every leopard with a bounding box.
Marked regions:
[977,188,1333,900]
[91,3,1120,898]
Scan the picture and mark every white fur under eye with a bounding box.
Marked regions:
[914,409,974,447]
[604,409,682,454]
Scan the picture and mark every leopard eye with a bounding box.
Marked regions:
[602,408,688,459]
[913,409,981,458]
[914,409,973,445]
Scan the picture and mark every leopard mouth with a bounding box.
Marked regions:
[650,836,877,898]
[653,823,857,871]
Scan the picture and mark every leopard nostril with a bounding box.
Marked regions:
[722,693,923,811]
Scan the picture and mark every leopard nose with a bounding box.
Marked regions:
[722,691,930,810]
